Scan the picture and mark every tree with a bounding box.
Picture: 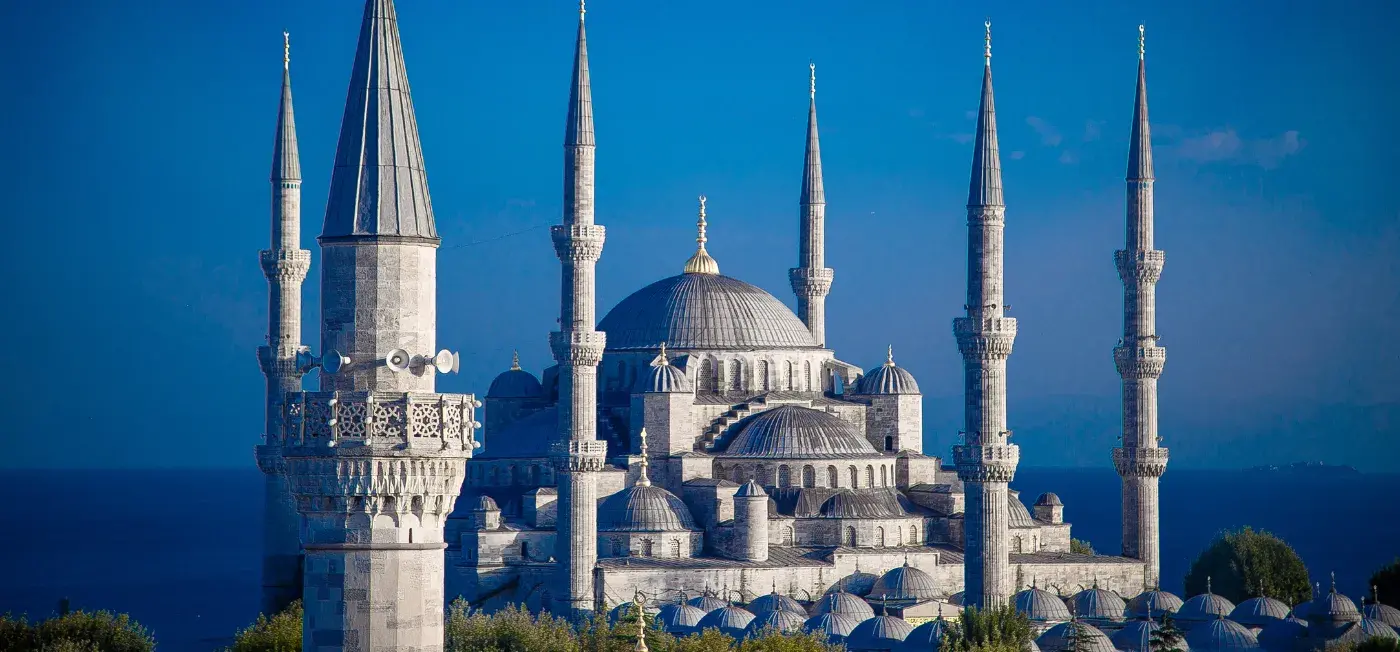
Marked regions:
[736,629,839,652]
[1148,614,1186,652]
[0,610,156,652]
[1370,559,1400,608]
[941,604,1035,652]
[1065,620,1093,652]
[1070,540,1096,556]
[227,600,302,652]
[1184,527,1310,605]
[670,628,736,652]
[444,601,581,652]
[1353,637,1400,652]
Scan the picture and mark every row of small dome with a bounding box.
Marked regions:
[487,344,921,398]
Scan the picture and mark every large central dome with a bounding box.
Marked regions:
[599,273,819,351]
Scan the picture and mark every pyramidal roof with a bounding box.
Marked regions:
[967,23,1003,209]
[322,0,437,241]
[272,35,300,183]
[1127,27,1154,181]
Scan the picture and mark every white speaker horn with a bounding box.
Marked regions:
[432,350,456,374]
[321,350,350,375]
[386,348,411,373]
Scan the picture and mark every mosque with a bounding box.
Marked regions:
[251,1,1400,651]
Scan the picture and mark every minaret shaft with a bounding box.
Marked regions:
[790,67,833,346]
[1114,43,1168,588]
[953,42,1019,609]
[552,10,607,618]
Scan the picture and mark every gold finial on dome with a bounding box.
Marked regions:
[886,345,896,366]
[651,342,670,367]
[634,591,649,652]
[510,349,521,370]
[684,195,720,274]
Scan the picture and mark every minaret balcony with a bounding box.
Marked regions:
[953,317,1017,360]
[274,391,480,454]
[1114,249,1165,284]
[259,248,311,281]
[1114,345,1166,379]
[788,267,834,296]
[1113,446,1169,478]
[953,443,1019,483]
[554,440,608,473]
[550,224,606,263]
[549,330,607,366]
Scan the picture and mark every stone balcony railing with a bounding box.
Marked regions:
[276,391,480,452]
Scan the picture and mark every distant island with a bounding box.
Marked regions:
[1248,461,1361,476]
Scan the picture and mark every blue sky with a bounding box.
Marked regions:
[1,0,1396,470]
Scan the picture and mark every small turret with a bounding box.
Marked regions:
[732,480,769,562]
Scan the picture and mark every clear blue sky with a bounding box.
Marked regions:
[2,0,1396,470]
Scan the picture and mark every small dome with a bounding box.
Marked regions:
[687,595,728,614]
[1008,492,1037,529]
[857,348,920,395]
[745,609,807,636]
[1256,617,1306,652]
[847,615,915,651]
[1338,618,1400,644]
[748,592,806,616]
[1179,592,1237,627]
[1037,621,1116,652]
[871,564,940,603]
[1035,492,1063,507]
[1230,597,1291,628]
[1366,602,1400,629]
[1185,617,1260,652]
[805,612,864,642]
[721,405,879,459]
[598,485,697,532]
[1306,589,1360,626]
[1128,590,1184,619]
[641,361,691,394]
[656,603,707,633]
[472,495,500,511]
[1073,586,1128,622]
[735,480,768,498]
[1112,619,1181,652]
[1015,586,1073,622]
[831,571,880,598]
[487,355,543,398]
[949,591,964,606]
[898,618,951,652]
[696,605,755,638]
[811,592,876,620]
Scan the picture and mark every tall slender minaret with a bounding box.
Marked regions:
[254,31,310,615]
[952,21,1019,609]
[551,0,608,618]
[789,62,833,346]
[277,1,477,648]
[1113,25,1169,589]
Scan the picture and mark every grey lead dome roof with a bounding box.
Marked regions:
[487,368,543,398]
[720,405,879,459]
[598,484,697,532]
[857,355,920,395]
[598,273,820,351]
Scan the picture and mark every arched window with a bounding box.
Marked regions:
[783,526,795,546]
[778,465,791,488]
[803,361,812,391]
[897,527,903,547]
[699,359,715,393]
[612,540,623,557]
[875,527,885,548]
[865,466,874,488]
[731,466,743,483]
[802,465,815,488]
[521,541,530,559]
[884,436,894,452]
[1011,537,1022,553]
[757,360,770,392]
[849,466,859,488]
[504,465,515,486]
[827,465,839,488]
[727,360,743,393]
[642,539,654,557]
[671,539,682,558]
[909,525,918,544]
[786,361,795,390]
[488,466,499,486]
[845,527,857,547]
[880,466,888,487]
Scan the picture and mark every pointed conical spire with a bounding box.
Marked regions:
[685,195,720,274]
[1127,25,1153,181]
[801,61,825,208]
[566,1,594,148]
[272,31,300,182]
[968,20,1003,208]
[322,0,437,240]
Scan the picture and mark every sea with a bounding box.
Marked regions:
[2,468,1397,651]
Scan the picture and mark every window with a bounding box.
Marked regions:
[849,466,859,487]
[699,359,715,393]
[613,540,623,557]
[827,465,839,488]
[521,541,530,559]
[757,360,770,392]
[845,527,856,547]
[884,436,894,452]
[1011,537,1022,553]
[731,466,743,483]
[786,361,795,390]
[802,465,815,488]
[783,527,794,546]
[896,527,903,547]
[728,360,743,392]
[880,466,888,487]
[876,527,885,547]
[642,539,654,557]
[671,539,682,558]
[778,465,791,488]
[865,466,874,488]
[803,361,812,390]
[909,525,918,544]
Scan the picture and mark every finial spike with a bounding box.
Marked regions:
[1331,572,1337,592]
[809,60,816,99]
[886,345,895,366]
[984,20,992,62]
[510,350,521,370]
[579,0,586,21]
[637,428,651,487]
[684,195,720,274]
[283,31,290,70]
[1207,576,1213,594]
[1138,24,1146,61]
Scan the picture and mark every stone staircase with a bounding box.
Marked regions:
[697,396,769,452]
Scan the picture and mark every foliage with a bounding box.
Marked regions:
[444,601,582,652]
[0,610,155,652]
[1070,540,1096,556]
[941,604,1035,652]
[1148,614,1186,652]
[670,628,737,652]
[1370,558,1400,608]
[226,600,302,652]
[1183,526,1311,604]
[1065,620,1094,652]
[1329,637,1400,652]
[735,629,840,652]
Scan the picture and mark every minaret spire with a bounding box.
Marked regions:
[790,61,833,346]
[255,29,311,615]
[552,0,607,618]
[1114,23,1169,589]
[953,18,1019,609]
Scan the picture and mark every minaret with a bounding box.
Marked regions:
[789,62,833,346]
[1113,25,1169,588]
[254,31,311,615]
[551,0,608,618]
[275,1,478,649]
[952,21,1019,609]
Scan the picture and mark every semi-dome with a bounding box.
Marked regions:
[657,602,707,634]
[1230,596,1291,628]
[598,273,819,351]
[745,609,807,635]
[1073,586,1128,622]
[1037,621,1116,652]
[898,618,951,652]
[748,591,806,616]
[688,595,728,613]
[1112,619,1180,652]
[721,405,879,459]
[1184,617,1260,652]
[805,612,863,643]
[696,605,755,638]
[598,484,697,532]
[871,564,940,603]
[847,615,915,651]
[1128,590,1184,619]
[1366,601,1400,628]
[487,354,543,398]
[1256,617,1306,652]
[1008,492,1037,529]
[818,490,908,519]
[857,347,920,395]
[1015,586,1073,622]
[1178,590,1237,627]
[811,592,876,620]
